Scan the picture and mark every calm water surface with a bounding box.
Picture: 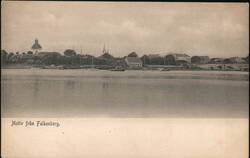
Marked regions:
[1,69,249,118]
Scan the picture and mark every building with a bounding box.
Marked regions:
[165,53,191,65]
[31,39,42,54]
[191,56,210,64]
[125,56,143,68]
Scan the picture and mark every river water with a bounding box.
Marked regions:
[1,69,249,118]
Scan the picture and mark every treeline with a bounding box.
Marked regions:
[1,49,249,67]
[1,49,124,67]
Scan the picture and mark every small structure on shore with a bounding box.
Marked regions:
[31,39,42,54]
[125,56,143,69]
[191,56,210,64]
[124,52,142,69]
[165,53,191,65]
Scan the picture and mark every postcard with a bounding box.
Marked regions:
[1,2,249,158]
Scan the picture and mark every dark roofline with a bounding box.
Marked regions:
[32,43,42,50]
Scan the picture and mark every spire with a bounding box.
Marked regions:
[102,44,106,54]
[102,43,111,54]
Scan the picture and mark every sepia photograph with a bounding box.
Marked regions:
[1,1,249,158]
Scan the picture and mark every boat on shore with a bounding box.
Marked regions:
[95,65,114,70]
[42,65,64,69]
[110,66,125,71]
[161,68,171,71]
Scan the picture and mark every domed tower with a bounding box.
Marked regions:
[31,39,42,54]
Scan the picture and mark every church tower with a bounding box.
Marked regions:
[102,44,107,54]
[31,39,42,54]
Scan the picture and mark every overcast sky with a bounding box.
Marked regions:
[1,2,249,57]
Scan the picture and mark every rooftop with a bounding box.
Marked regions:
[170,53,190,57]
[31,39,42,50]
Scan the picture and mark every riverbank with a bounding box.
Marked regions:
[2,69,249,82]
[2,63,249,72]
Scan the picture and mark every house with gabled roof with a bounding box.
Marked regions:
[125,56,143,69]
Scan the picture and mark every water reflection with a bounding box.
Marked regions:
[66,80,76,89]
[1,70,249,118]
[33,76,40,98]
[102,81,109,89]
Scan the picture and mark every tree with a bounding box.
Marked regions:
[1,50,8,65]
[70,55,80,65]
[55,56,70,65]
[7,52,14,60]
[40,52,61,65]
[99,52,115,60]
[150,56,164,65]
[94,58,107,65]
[223,58,232,64]
[191,56,200,64]
[128,52,138,57]
[64,49,77,57]
[27,51,33,55]
[141,55,150,65]
[244,55,249,63]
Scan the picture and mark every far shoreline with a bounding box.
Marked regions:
[1,63,249,72]
[1,66,249,74]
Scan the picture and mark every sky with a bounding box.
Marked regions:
[1,2,249,57]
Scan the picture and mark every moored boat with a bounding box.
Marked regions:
[161,68,171,71]
[110,66,125,71]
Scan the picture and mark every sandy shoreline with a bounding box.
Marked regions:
[2,69,249,82]
[2,68,249,75]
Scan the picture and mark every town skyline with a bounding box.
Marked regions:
[1,2,249,58]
